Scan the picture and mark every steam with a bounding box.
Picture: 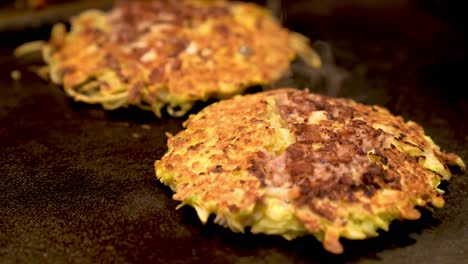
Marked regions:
[265,0,349,97]
[268,40,348,97]
[266,0,284,22]
[311,40,349,97]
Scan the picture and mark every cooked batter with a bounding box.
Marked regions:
[155,88,465,254]
[15,0,320,117]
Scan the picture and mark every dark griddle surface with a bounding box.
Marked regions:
[1,1,467,263]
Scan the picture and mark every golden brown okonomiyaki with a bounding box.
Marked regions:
[15,0,321,117]
[155,88,465,254]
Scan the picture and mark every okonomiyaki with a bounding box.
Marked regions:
[155,88,465,254]
[15,0,321,117]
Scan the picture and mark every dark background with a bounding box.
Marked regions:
[1,1,467,263]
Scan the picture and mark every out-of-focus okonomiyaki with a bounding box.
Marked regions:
[15,0,321,117]
[155,88,465,254]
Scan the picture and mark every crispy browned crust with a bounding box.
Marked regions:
[34,0,320,117]
[155,88,465,254]
[158,90,273,209]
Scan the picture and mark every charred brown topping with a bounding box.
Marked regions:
[248,151,269,187]
[108,0,230,44]
[278,91,355,121]
[360,163,387,195]
[276,90,403,208]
